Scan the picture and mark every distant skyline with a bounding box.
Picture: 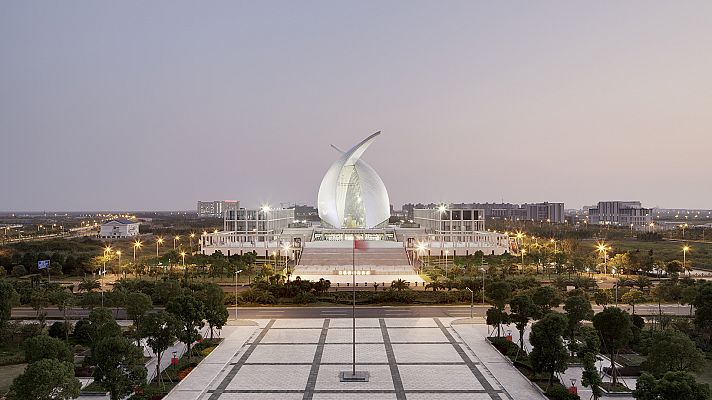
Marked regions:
[2,1,712,211]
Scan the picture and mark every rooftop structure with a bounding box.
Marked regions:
[317,132,390,229]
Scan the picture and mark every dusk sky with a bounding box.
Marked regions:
[2,1,711,211]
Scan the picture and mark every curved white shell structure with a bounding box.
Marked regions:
[318,132,390,229]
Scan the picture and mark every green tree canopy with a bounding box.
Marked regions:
[634,371,710,400]
[593,307,633,384]
[509,294,536,353]
[530,312,569,389]
[22,334,73,364]
[531,286,562,315]
[563,295,594,342]
[199,283,228,339]
[138,311,178,387]
[642,329,705,377]
[8,359,80,400]
[0,280,20,324]
[87,307,121,346]
[92,336,147,400]
[166,292,205,359]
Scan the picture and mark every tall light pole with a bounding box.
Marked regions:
[234,269,243,320]
[116,250,122,277]
[597,242,610,274]
[521,248,526,266]
[479,267,486,304]
[133,240,142,262]
[444,250,449,278]
[174,235,180,250]
[465,287,474,318]
[283,243,291,280]
[189,233,195,254]
[683,245,690,275]
[180,251,186,267]
[156,237,164,257]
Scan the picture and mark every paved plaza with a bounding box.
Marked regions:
[166,317,545,400]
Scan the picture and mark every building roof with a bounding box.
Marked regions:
[103,219,137,225]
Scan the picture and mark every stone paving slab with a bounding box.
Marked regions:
[169,318,545,400]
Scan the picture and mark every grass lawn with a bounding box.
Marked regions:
[610,238,712,270]
[0,363,26,394]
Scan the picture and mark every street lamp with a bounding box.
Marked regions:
[283,243,291,280]
[479,268,486,304]
[189,233,195,254]
[156,237,164,256]
[133,240,142,262]
[116,250,122,276]
[234,269,243,320]
[173,235,180,250]
[444,250,450,278]
[180,251,186,267]
[416,243,427,273]
[596,241,610,274]
[465,287,474,318]
[683,245,690,274]
[521,248,526,266]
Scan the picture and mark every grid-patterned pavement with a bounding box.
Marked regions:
[177,318,531,400]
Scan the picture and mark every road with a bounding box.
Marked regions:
[11,303,694,320]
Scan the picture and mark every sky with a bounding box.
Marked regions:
[1,1,712,212]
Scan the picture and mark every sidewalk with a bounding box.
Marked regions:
[450,319,547,399]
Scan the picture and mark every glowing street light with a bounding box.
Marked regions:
[116,250,122,276]
[189,233,196,254]
[521,248,527,265]
[156,237,164,256]
[133,240,142,262]
[283,243,291,279]
[173,235,180,250]
[180,251,186,267]
[683,245,691,274]
[596,241,611,274]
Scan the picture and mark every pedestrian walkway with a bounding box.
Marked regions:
[166,317,540,399]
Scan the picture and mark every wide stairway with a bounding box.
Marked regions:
[293,240,419,278]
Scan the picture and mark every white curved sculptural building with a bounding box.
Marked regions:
[317,132,390,229]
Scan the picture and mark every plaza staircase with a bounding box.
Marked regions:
[293,240,417,276]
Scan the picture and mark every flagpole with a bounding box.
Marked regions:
[352,236,356,376]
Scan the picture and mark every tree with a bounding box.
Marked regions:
[7,359,80,400]
[166,293,205,359]
[622,288,646,315]
[138,311,178,387]
[593,307,633,385]
[594,289,611,308]
[199,284,228,339]
[391,279,408,291]
[486,280,513,310]
[48,289,75,341]
[87,307,121,346]
[634,371,711,400]
[694,282,712,344]
[665,260,684,278]
[634,276,652,292]
[509,294,536,353]
[30,290,50,325]
[531,286,562,316]
[92,336,147,400]
[23,335,73,364]
[0,280,20,326]
[78,278,100,292]
[125,292,153,342]
[581,352,603,400]
[529,312,569,389]
[609,253,632,274]
[11,265,27,277]
[642,329,705,377]
[104,289,127,318]
[682,285,697,316]
[563,295,593,347]
[486,307,509,337]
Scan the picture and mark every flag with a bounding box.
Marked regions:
[38,260,50,270]
[354,239,368,250]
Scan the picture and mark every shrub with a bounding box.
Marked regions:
[199,346,216,357]
[48,321,70,339]
[293,291,316,304]
[72,319,94,345]
[23,335,73,364]
[11,265,27,277]
[545,385,580,400]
